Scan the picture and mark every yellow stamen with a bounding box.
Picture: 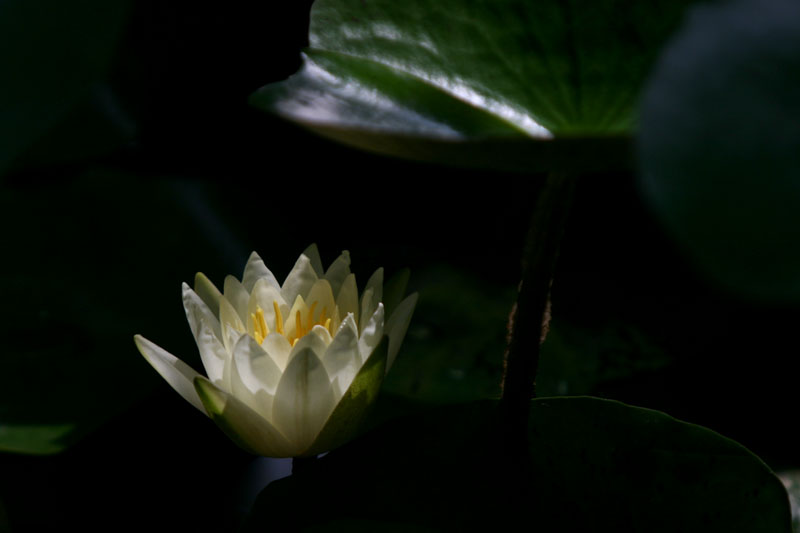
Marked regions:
[250,306,269,345]
[273,301,284,335]
[292,338,299,347]
[250,313,261,344]
[324,318,331,334]
[257,307,269,337]
[307,302,318,330]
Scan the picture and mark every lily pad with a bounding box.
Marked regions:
[246,397,791,531]
[252,0,693,170]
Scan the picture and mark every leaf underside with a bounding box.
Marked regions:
[252,0,693,170]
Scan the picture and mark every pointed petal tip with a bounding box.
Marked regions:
[133,334,158,357]
[133,333,147,353]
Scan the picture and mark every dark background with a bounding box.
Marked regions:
[1,1,797,530]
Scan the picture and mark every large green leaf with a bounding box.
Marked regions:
[252,0,692,170]
[638,0,800,301]
[246,398,791,531]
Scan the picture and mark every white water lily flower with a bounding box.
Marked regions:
[134,245,417,458]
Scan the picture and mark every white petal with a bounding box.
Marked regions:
[362,268,384,312]
[194,377,295,457]
[182,282,221,340]
[219,295,245,354]
[242,251,281,292]
[247,278,288,334]
[302,243,325,277]
[304,279,337,323]
[272,346,335,452]
[386,293,418,371]
[324,250,351,297]
[284,295,309,343]
[358,303,384,365]
[359,289,375,335]
[309,324,333,346]
[336,273,359,326]
[134,335,206,414]
[224,275,250,323]
[261,332,293,371]
[231,334,281,420]
[322,314,360,398]
[281,252,318,305]
[194,272,222,316]
[183,283,229,386]
[359,268,383,335]
[288,326,328,361]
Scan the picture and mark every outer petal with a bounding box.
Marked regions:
[261,332,292,371]
[231,334,282,420]
[272,346,335,454]
[194,377,295,458]
[336,273,359,326]
[358,303,384,366]
[302,243,325,277]
[182,282,221,339]
[242,251,281,292]
[194,272,222,316]
[322,313,360,399]
[281,252,319,305]
[134,335,206,414]
[183,283,229,386]
[218,295,245,355]
[360,267,384,332]
[304,337,388,457]
[324,250,351,297]
[224,275,250,323]
[386,293,418,371]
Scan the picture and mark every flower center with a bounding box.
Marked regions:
[250,300,333,346]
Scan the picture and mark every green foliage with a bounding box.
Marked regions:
[252,0,693,170]
[246,398,791,531]
[382,265,512,404]
[638,0,800,301]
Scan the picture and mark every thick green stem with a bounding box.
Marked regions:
[501,171,576,442]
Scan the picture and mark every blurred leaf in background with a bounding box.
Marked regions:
[0,0,132,175]
[638,0,800,302]
[0,170,243,454]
